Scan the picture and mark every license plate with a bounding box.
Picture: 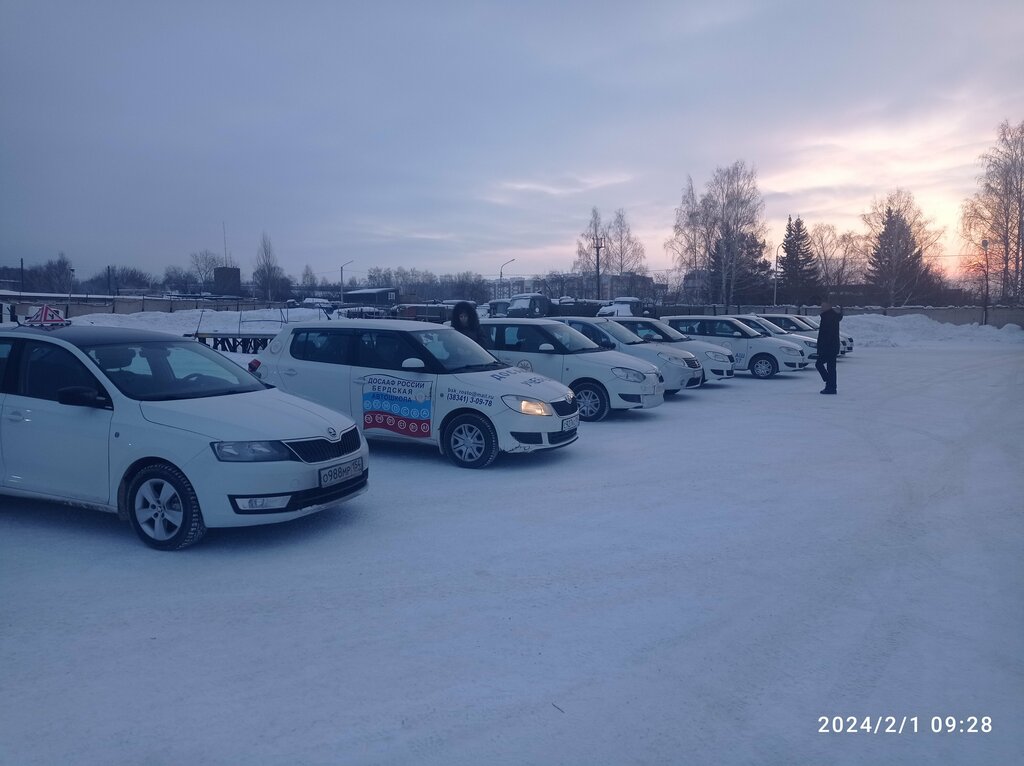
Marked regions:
[562,414,579,431]
[319,457,363,488]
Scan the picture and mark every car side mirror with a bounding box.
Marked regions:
[733,332,742,337]
[57,386,109,408]
[538,343,555,352]
[600,339,615,349]
[401,358,425,370]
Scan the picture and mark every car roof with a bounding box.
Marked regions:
[281,319,453,332]
[0,323,184,346]
[479,317,561,325]
[660,315,731,320]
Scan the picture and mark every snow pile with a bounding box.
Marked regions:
[843,313,1024,347]
[71,307,327,336]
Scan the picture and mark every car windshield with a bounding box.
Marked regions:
[731,318,770,337]
[83,340,266,401]
[629,320,688,342]
[751,317,788,334]
[801,317,821,329]
[508,297,533,311]
[601,321,646,344]
[544,323,602,353]
[409,328,506,373]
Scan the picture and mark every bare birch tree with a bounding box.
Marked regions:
[960,120,1024,303]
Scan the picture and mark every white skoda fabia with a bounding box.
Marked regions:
[0,324,369,550]
[251,320,580,469]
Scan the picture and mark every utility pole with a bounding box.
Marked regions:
[982,239,989,326]
[594,236,604,300]
[340,260,353,302]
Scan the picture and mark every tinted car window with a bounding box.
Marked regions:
[0,339,12,390]
[290,330,355,364]
[18,342,105,401]
[353,330,425,371]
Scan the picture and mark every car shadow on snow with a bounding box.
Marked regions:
[0,493,370,553]
[365,437,579,473]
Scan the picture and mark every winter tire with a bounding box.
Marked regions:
[443,413,499,469]
[749,354,778,379]
[572,381,611,422]
[126,463,207,550]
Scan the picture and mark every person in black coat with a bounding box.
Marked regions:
[814,296,843,394]
[450,301,487,346]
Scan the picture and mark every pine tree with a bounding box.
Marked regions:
[867,207,925,306]
[778,216,819,303]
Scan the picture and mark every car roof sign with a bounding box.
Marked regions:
[23,304,72,328]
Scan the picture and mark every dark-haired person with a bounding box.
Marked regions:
[450,301,487,346]
[814,296,843,394]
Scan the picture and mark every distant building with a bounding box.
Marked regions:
[343,287,398,306]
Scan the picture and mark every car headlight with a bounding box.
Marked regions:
[804,340,817,349]
[501,395,553,416]
[657,352,688,366]
[705,351,729,363]
[611,367,646,383]
[781,347,801,356]
[211,440,295,462]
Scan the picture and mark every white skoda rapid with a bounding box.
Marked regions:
[0,324,369,550]
[479,318,664,421]
[251,320,579,469]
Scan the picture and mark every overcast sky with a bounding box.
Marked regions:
[2,0,1022,284]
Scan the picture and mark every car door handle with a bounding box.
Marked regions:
[5,410,25,422]
[281,368,298,376]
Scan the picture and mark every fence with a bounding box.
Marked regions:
[655,304,1024,329]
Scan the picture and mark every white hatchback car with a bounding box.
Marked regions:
[762,314,853,354]
[552,316,703,394]
[0,325,369,550]
[480,318,664,421]
[251,320,579,469]
[661,315,806,378]
[729,314,818,360]
[613,317,736,382]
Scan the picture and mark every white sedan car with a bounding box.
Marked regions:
[553,316,703,395]
[0,324,369,550]
[480,318,664,421]
[614,317,736,382]
[251,320,579,468]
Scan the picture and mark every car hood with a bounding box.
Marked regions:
[584,349,660,375]
[645,342,696,360]
[449,367,573,401]
[679,339,732,356]
[139,387,355,441]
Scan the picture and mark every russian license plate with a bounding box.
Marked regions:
[562,414,579,431]
[319,457,363,488]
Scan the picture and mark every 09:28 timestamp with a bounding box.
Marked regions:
[818,715,993,734]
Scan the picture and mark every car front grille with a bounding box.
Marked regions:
[551,398,578,416]
[685,358,701,369]
[285,428,361,463]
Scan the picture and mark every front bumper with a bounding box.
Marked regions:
[186,446,371,528]
[494,406,580,453]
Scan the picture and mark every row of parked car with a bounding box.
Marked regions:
[0,309,850,550]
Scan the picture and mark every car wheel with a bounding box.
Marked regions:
[749,354,778,379]
[443,413,499,469]
[126,463,207,550]
[572,381,611,422]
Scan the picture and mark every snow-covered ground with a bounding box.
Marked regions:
[1,312,1022,765]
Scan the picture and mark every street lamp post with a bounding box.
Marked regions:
[774,242,783,307]
[594,237,604,301]
[499,258,516,299]
[340,260,353,302]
